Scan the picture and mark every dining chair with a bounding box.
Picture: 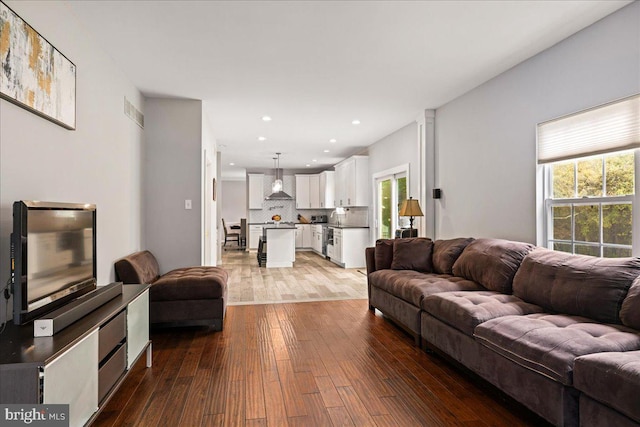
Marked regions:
[222,218,240,246]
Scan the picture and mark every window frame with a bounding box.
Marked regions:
[541,150,639,257]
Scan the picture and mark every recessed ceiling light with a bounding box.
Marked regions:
[262,116,272,122]
[229,162,235,166]
[323,149,330,153]
[352,119,360,125]
[258,136,266,141]
[312,159,317,162]
[306,164,311,167]
[329,138,337,143]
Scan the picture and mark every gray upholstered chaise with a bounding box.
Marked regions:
[115,250,228,330]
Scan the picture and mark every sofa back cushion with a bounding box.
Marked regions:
[452,238,535,293]
[432,238,474,274]
[621,278,640,329]
[115,250,160,284]
[374,239,395,270]
[390,238,433,273]
[513,248,640,324]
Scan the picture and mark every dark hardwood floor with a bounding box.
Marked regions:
[94,300,548,426]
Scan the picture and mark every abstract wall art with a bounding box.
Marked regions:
[0,1,76,129]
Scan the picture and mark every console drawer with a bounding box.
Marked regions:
[99,311,126,362]
[98,343,126,403]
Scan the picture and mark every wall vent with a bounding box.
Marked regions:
[124,97,144,129]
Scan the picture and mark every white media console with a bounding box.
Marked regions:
[0,284,151,427]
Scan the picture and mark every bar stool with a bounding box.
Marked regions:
[257,236,267,267]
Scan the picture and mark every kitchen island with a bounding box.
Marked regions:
[262,224,296,267]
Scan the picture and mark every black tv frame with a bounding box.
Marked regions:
[11,201,97,325]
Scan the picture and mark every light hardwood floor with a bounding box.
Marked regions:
[223,250,368,305]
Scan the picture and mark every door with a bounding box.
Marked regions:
[375,171,408,239]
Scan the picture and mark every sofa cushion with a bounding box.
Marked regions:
[368,270,483,307]
[114,250,160,284]
[513,248,640,324]
[422,291,545,336]
[374,239,395,271]
[432,238,474,275]
[474,313,640,385]
[621,277,640,329]
[574,351,640,423]
[390,238,433,272]
[452,238,535,294]
[151,266,228,301]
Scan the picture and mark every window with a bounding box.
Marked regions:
[545,151,635,257]
[376,171,408,239]
[538,94,639,258]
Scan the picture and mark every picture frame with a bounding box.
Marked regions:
[0,1,76,130]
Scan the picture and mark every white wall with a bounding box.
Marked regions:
[202,109,218,266]
[143,99,202,272]
[435,2,640,242]
[0,1,144,322]
[221,180,247,225]
[367,122,419,241]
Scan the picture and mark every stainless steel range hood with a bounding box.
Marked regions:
[265,153,294,200]
[265,190,293,200]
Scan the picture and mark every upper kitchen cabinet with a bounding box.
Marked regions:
[248,173,264,209]
[319,171,335,209]
[296,174,321,209]
[309,175,320,208]
[295,175,310,209]
[297,172,334,209]
[335,155,369,207]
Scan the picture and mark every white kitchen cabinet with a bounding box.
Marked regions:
[310,174,320,208]
[295,224,312,249]
[333,228,342,263]
[249,225,263,250]
[295,225,303,248]
[334,156,368,207]
[311,224,323,254]
[330,227,369,268]
[295,175,310,209]
[302,224,312,248]
[296,174,323,209]
[319,171,335,209]
[248,173,264,209]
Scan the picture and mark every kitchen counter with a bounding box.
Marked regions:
[262,224,296,230]
[263,227,296,268]
[328,225,369,229]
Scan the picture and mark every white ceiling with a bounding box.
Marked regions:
[67,0,630,179]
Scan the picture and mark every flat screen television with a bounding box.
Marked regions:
[11,201,97,325]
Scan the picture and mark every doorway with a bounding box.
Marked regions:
[375,169,408,239]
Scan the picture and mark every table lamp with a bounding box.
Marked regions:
[398,197,424,231]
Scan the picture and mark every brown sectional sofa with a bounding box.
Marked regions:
[366,237,640,427]
[115,250,228,330]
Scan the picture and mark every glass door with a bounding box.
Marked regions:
[376,172,408,239]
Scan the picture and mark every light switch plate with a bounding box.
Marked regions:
[185,199,192,209]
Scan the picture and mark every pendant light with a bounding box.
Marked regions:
[265,153,293,200]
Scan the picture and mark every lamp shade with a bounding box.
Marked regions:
[399,197,424,217]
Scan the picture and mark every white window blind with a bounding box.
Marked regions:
[537,94,640,164]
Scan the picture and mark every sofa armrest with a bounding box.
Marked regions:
[114,250,160,284]
[365,247,376,275]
